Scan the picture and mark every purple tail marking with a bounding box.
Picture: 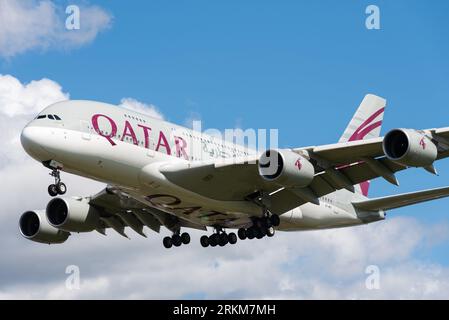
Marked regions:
[348,107,385,196]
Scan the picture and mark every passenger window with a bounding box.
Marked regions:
[48,115,55,120]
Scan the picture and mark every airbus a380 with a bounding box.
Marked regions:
[19,94,449,249]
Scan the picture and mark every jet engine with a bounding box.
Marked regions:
[382,129,437,167]
[46,197,100,233]
[19,210,70,244]
[258,149,315,187]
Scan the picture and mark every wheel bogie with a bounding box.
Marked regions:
[161,218,277,249]
[163,232,191,249]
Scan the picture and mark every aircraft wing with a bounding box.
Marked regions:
[158,127,449,215]
[88,187,206,238]
[352,185,449,211]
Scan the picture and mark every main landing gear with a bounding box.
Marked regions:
[200,227,238,248]
[48,168,67,197]
[237,214,280,241]
[163,231,191,249]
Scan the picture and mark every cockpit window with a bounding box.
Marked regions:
[35,114,61,120]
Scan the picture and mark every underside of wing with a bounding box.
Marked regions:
[89,187,206,238]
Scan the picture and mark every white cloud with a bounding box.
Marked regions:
[0,74,69,117]
[0,74,69,169]
[0,0,112,58]
[118,97,164,120]
[1,74,449,299]
[1,222,449,300]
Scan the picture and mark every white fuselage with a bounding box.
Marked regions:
[20,100,384,231]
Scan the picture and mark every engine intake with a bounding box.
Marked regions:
[46,197,100,232]
[19,210,69,244]
[383,129,437,167]
[258,149,314,187]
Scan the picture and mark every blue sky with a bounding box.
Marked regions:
[1,0,449,298]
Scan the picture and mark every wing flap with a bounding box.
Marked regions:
[88,187,206,235]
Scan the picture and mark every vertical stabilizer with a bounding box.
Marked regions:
[339,94,387,196]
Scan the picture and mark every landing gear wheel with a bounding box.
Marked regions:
[218,233,228,246]
[163,236,173,249]
[255,228,265,239]
[48,168,66,196]
[266,227,275,237]
[228,232,238,244]
[209,234,219,247]
[200,235,210,247]
[264,217,273,228]
[246,227,255,239]
[48,184,58,197]
[238,228,247,240]
[181,232,190,245]
[56,182,67,195]
[270,214,280,227]
[172,234,182,247]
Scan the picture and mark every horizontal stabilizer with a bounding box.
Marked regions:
[352,185,449,211]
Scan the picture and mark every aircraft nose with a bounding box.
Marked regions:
[21,126,53,161]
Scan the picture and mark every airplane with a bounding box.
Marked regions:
[18,94,449,249]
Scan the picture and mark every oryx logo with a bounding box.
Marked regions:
[348,108,385,142]
[295,158,302,170]
[348,107,385,197]
[419,137,426,150]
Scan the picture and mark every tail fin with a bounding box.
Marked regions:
[339,94,387,196]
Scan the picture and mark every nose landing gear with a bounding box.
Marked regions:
[48,168,66,197]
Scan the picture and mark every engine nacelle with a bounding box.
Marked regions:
[258,149,315,187]
[382,128,437,167]
[19,210,70,244]
[46,197,100,233]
